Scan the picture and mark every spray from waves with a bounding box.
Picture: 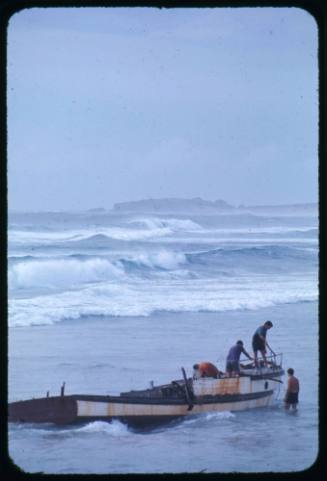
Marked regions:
[73,420,130,436]
[12,420,131,437]
[9,222,317,248]
[8,224,172,245]
[8,258,125,290]
[179,411,235,427]
[128,217,202,231]
[66,215,203,241]
[8,217,201,246]
[8,250,188,290]
[8,230,82,244]
[120,251,187,270]
[84,226,173,242]
[8,275,318,327]
[9,226,172,245]
[8,244,316,292]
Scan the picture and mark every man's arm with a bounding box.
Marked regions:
[242,348,253,360]
[265,341,276,355]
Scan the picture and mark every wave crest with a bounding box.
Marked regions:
[129,217,201,231]
[8,250,188,290]
[121,251,186,270]
[8,277,318,327]
[74,420,130,436]
[8,258,124,290]
[8,217,201,247]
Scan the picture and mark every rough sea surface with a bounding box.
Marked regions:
[8,207,319,473]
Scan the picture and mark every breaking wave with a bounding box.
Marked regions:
[128,217,201,231]
[119,251,186,271]
[8,250,188,290]
[11,420,131,437]
[179,411,235,428]
[8,212,318,328]
[74,420,130,436]
[8,276,318,327]
[8,258,125,290]
[8,217,202,247]
[8,244,316,292]
[9,227,171,245]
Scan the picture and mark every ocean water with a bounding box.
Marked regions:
[8,208,319,473]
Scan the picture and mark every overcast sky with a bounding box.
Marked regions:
[7,7,318,211]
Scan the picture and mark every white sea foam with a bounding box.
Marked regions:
[8,258,124,290]
[129,217,202,231]
[74,420,130,436]
[8,250,188,290]
[8,275,318,327]
[94,226,172,241]
[8,212,318,328]
[8,225,172,244]
[14,420,131,438]
[8,216,203,246]
[8,222,317,248]
[129,251,187,270]
[181,411,235,427]
[203,411,235,420]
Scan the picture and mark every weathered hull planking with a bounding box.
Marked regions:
[8,368,284,427]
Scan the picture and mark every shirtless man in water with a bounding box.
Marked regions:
[284,368,300,411]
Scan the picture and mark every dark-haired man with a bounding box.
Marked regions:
[252,320,273,367]
[226,340,253,377]
[284,368,300,411]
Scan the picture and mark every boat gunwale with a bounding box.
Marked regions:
[72,389,275,405]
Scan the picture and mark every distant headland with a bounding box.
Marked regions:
[111,197,317,215]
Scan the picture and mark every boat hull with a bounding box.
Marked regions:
[9,373,282,427]
[75,391,275,427]
[8,396,78,425]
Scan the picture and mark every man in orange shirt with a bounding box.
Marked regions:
[284,368,300,411]
[193,362,220,379]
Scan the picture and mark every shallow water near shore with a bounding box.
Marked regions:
[9,302,318,474]
[8,209,318,473]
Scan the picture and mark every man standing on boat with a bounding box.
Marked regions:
[226,340,253,377]
[252,320,273,367]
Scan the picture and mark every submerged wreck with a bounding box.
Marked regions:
[9,357,284,428]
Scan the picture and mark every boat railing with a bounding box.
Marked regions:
[240,352,283,371]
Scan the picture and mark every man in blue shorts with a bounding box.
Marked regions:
[252,320,273,367]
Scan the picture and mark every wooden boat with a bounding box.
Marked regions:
[8,356,284,428]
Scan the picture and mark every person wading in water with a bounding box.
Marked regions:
[284,368,300,411]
